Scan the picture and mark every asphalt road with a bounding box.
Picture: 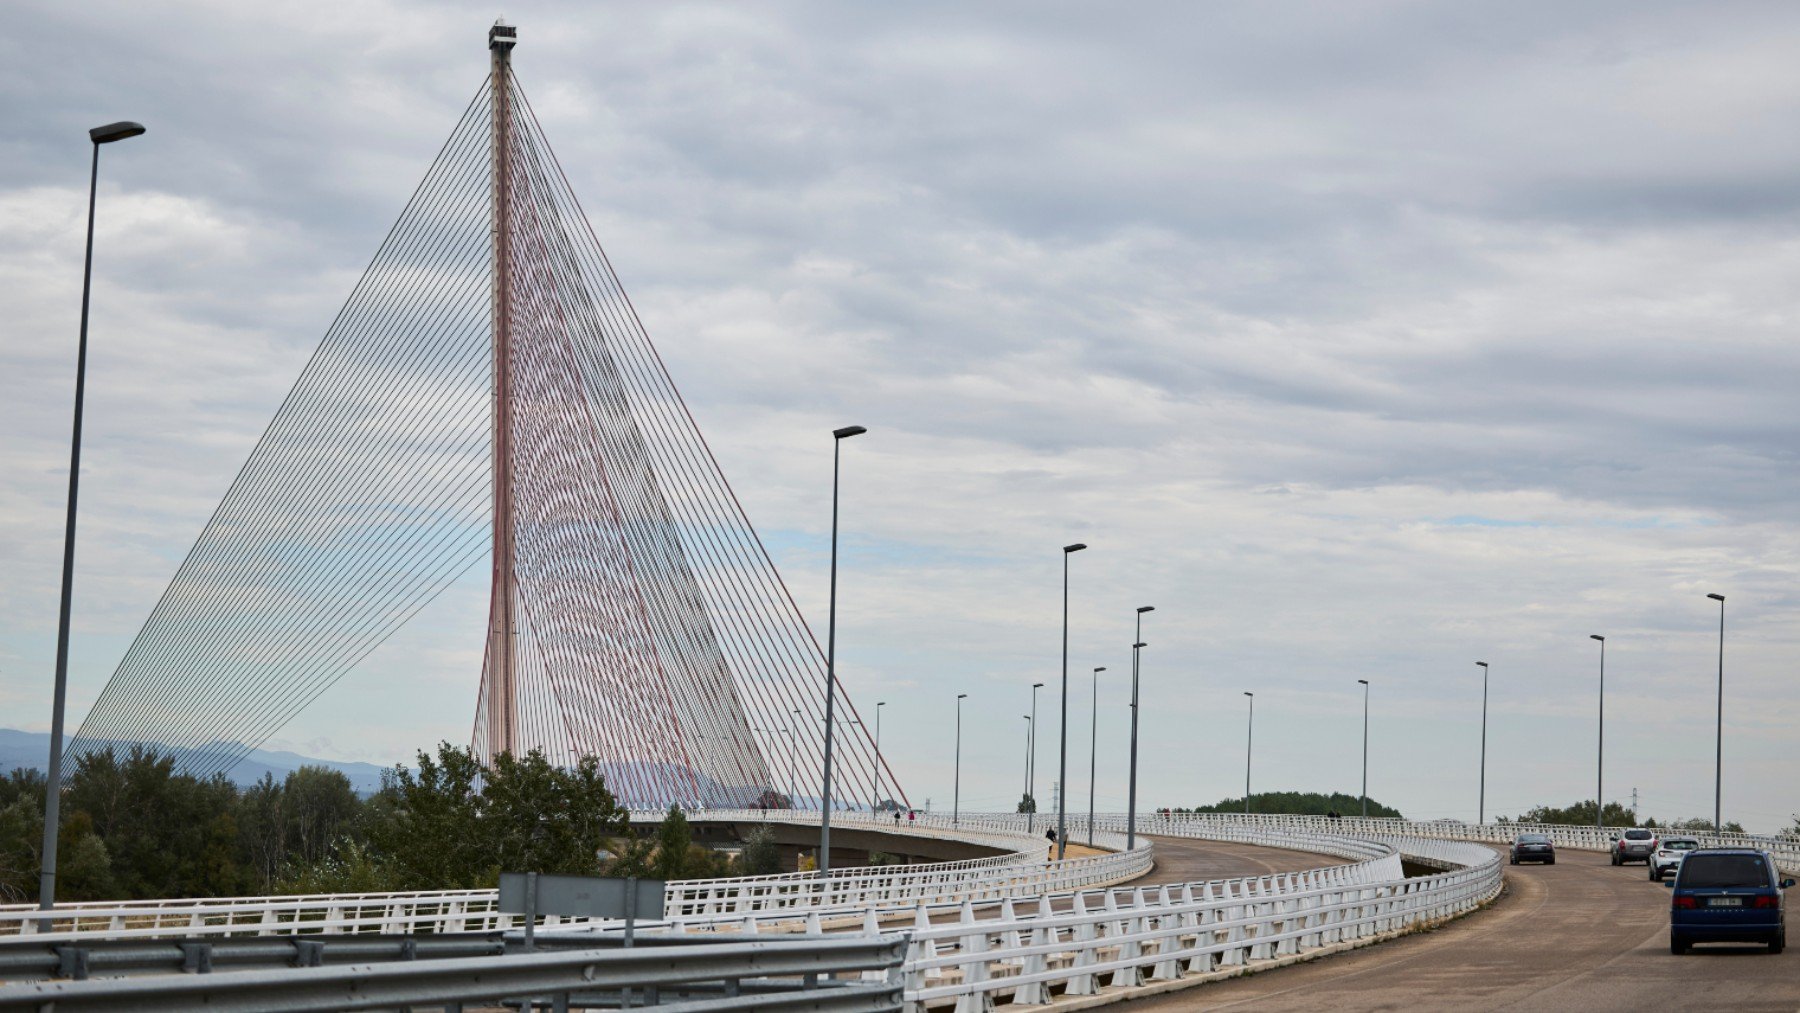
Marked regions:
[1137,834,1348,887]
[1120,845,1799,1012]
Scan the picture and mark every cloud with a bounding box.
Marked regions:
[3,0,1799,828]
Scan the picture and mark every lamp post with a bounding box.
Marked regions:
[1057,543,1087,860]
[40,120,147,918]
[953,693,968,827]
[1127,605,1153,850]
[1243,692,1254,815]
[1021,714,1032,812]
[1707,594,1725,835]
[819,423,865,875]
[1087,666,1105,846]
[1357,679,1370,819]
[1591,634,1605,830]
[1476,662,1489,825]
[874,701,886,813]
[1028,682,1044,830]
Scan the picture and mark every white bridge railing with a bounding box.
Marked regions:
[12,809,1778,955]
[0,810,1147,942]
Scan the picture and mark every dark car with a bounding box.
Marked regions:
[1666,848,1793,954]
[1510,833,1556,865]
[1611,828,1657,865]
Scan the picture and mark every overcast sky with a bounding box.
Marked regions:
[4,1,1799,830]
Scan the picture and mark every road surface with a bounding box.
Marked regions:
[1121,845,1798,1012]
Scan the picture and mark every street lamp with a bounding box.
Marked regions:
[875,701,886,812]
[953,693,968,827]
[1022,714,1032,814]
[1127,605,1153,850]
[1243,692,1254,816]
[1476,662,1489,825]
[1028,682,1044,830]
[819,423,865,875]
[1087,666,1106,846]
[41,119,146,916]
[1357,679,1370,819]
[1591,634,1605,830]
[1707,594,1725,835]
[1057,543,1087,860]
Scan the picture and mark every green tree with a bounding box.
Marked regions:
[740,826,783,876]
[365,743,490,889]
[64,747,245,898]
[652,805,692,882]
[1185,791,1403,819]
[1016,793,1037,814]
[283,767,359,869]
[1515,800,1638,827]
[237,773,286,893]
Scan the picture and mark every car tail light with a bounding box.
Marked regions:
[1752,896,1780,909]
[1673,896,1698,909]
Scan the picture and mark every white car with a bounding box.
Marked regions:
[1649,835,1701,881]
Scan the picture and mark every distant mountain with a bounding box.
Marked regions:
[0,728,392,794]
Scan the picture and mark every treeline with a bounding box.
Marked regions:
[0,743,778,903]
[1172,792,1405,819]
[1499,800,1746,833]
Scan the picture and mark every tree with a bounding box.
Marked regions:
[237,773,286,893]
[740,826,783,876]
[1515,801,1638,827]
[653,805,693,882]
[283,767,359,869]
[64,746,245,898]
[1016,793,1037,814]
[1185,792,1404,819]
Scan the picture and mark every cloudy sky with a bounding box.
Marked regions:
[4,1,1799,830]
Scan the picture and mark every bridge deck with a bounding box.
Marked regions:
[1118,844,1797,1011]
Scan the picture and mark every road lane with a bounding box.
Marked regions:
[1119,846,1798,1012]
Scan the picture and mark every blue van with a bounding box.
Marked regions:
[1666,848,1793,954]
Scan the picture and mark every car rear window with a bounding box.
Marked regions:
[1679,854,1770,888]
[1624,829,1653,840]
[1665,840,1698,851]
[1519,835,1549,843]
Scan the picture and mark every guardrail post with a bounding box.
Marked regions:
[952,915,993,1013]
[1013,924,1050,1005]
[1064,893,1098,996]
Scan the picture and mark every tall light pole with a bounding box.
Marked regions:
[1027,682,1043,829]
[41,120,147,917]
[1057,543,1087,860]
[1707,594,1725,835]
[1590,634,1605,829]
[1021,714,1032,811]
[1127,605,1153,850]
[1243,692,1254,815]
[819,423,865,875]
[1476,661,1489,825]
[953,693,968,827]
[874,701,886,812]
[1357,679,1370,819]
[1087,665,1106,846]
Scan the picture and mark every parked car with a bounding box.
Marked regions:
[1650,836,1701,881]
[1667,848,1792,954]
[1611,828,1658,865]
[1510,833,1556,865]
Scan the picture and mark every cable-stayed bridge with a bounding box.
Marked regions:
[65,23,899,813]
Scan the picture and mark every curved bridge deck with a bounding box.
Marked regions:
[1121,845,1798,1011]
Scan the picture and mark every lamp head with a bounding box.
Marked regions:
[957,693,968,700]
[1094,666,1106,673]
[1707,593,1725,602]
[1133,641,1147,649]
[1137,605,1155,614]
[1357,679,1369,685]
[1476,661,1487,669]
[833,424,868,439]
[1032,682,1044,689]
[1244,691,1253,698]
[1064,542,1087,553]
[89,121,146,144]
[1591,634,1605,642]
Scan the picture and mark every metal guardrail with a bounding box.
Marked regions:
[0,933,908,1013]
